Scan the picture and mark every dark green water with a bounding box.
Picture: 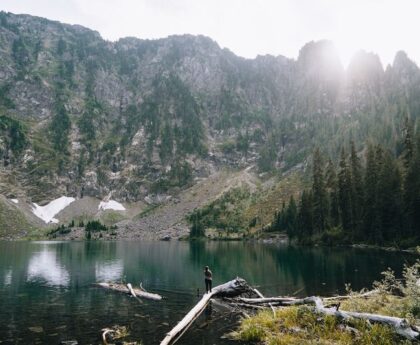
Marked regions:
[0,241,415,344]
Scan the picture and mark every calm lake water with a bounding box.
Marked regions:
[0,241,416,344]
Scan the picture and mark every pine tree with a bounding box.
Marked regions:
[190,212,205,238]
[312,148,328,233]
[325,159,340,228]
[350,141,364,239]
[160,121,173,162]
[298,190,313,239]
[402,115,414,170]
[376,150,403,242]
[50,102,71,153]
[363,145,384,243]
[285,196,298,238]
[338,148,352,235]
[404,135,420,239]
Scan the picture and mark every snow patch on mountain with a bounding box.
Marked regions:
[32,196,76,223]
[98,200,125,211]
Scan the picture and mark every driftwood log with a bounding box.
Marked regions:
[252,288,276,316]
[237,290,380,306]
[234,294,419,341]
[97,282,162,301]
[160,277,250,345]
[290,297,419,341]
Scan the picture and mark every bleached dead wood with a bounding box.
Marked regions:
[160,277,250,345]
[232,291,418,340]
[253,288,276,316]
[238,290,378,305]
[286,296,419,340]
[229,302,266,310]
[238,296,297,304]
[127,283,137,298]
[102,328,113,345]
[322,289,379,301]
[97,282,162,301]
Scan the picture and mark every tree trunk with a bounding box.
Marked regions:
[97,282,162,301]
[233,294,419,340]
[160,277,249,345]
[296,297,419,341]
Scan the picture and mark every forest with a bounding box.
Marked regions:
[271,117,420,247]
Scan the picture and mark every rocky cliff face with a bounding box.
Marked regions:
[0,11,419,206]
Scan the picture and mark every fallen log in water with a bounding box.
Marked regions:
[237,289,379,305]
[237,296,297,305]
[160,277,250,345]
[97,282,162,301]
[127,283,137,298]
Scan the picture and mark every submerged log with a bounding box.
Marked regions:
[97,282,162,301]
[160,277,250,345]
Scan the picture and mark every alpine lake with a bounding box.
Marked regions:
[0,240,416,344]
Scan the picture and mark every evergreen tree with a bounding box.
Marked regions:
[159,121,173,162]
[50,102,71,153]
[297,190,313,239]
[365,145,385,243]
[325,159,340,227]
[338,148,352,234]
[376,150,403,242]
[285,196,298,237]
[350,141,364,239]
[402,115,414,170]
[190,212,205,238]
[12,37,30,72]
[312,148,328,233]
[404,136,420,238]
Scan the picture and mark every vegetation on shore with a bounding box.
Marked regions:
[47,219,117,239]
[232,260,420,345]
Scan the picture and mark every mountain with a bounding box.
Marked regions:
[0,11,419,237]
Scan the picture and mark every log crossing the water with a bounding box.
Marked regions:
[160,277,250,345]
[97,282,162,301]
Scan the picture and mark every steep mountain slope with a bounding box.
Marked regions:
[0,195,43,238]
[0,11,419,236]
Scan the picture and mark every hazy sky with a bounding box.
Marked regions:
[2,0,419,67]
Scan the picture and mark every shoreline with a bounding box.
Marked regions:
[1,232,418,256]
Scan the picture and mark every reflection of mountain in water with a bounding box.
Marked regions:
[3,269,12,285]
[95,259,123,282]
[27,244,70,287]
[0,241,417,345]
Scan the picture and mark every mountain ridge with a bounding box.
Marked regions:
[0,11,419,236]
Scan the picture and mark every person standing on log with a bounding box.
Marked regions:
[204,266,212,293]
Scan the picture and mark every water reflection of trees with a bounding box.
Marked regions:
[187,242,415,297]
[0,241,414,296]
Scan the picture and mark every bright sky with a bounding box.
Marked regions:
[1,0,419,67]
